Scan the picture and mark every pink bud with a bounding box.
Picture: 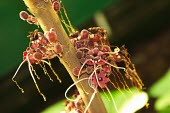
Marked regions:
[80,29,89,40]
[53,1,60,12]
[73,67,80,76]
[33,52,42,61]
[19,11,29,20]
[45,30,57,43]
[54,43,63,54]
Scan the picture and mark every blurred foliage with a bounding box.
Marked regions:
[149,69,170,113]
[62,0,119,26]
[0,0,36,77]
[42,88,148,113]
[42,99,65,113]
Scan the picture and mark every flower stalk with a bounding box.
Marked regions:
[23,0,107,113]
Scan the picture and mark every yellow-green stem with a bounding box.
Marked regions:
[23,0,107,113]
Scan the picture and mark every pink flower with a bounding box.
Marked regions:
[92,70,109,88]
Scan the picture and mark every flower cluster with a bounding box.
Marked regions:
[12,28,63,101]
[14,0,71,102]
[24,28,63,62]
[61,91,87,113]
[70,27,144,90]
[15,2,143,111]
[19,11,39,25]
[64,27,144,113]
[19,0,60,25]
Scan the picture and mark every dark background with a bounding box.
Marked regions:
[0,0,170,113]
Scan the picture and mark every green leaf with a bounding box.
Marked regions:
[42,88,148,113]
[101,88,148,113]
[149,69,170,113]
[149,69,170,97]
[155,91,170,112]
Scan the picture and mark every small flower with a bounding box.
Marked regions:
[92,69,109,88]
